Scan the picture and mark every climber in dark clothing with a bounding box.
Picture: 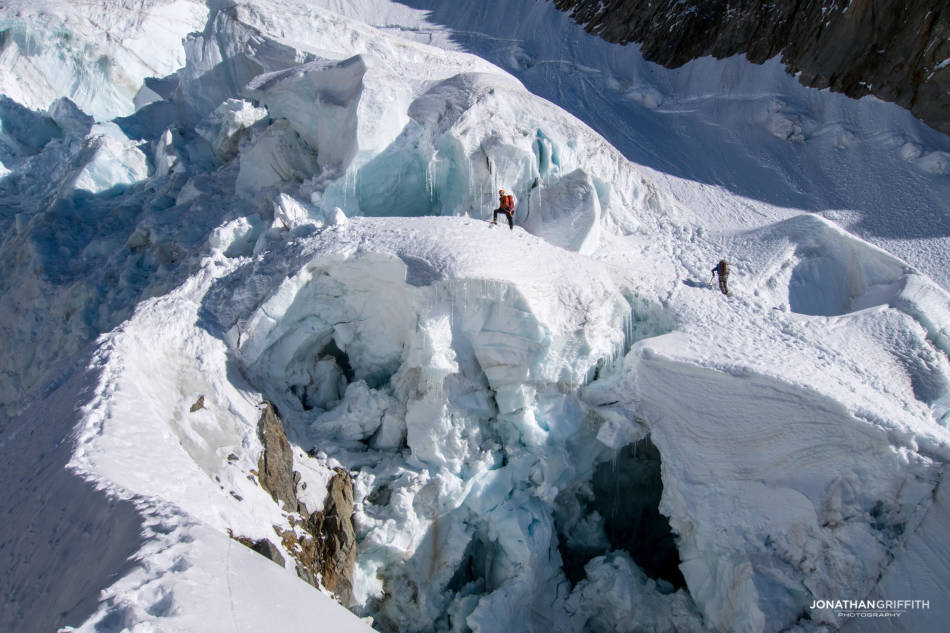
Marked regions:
[711,260,730,296]
[492,189,514,230]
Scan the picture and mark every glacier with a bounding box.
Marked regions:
[1,1,949,633]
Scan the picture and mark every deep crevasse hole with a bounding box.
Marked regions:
[556,436,686,593]
[211,222,687,632]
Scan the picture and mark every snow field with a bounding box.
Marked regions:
[60,263,377,632]
[63,518,377,633]
[0,349,144,633]
[348,1,950,286]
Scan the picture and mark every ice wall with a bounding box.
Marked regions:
[345,69,653,253]
[198,215,688,633]
[0,0,208,121]
[630,354,938,632]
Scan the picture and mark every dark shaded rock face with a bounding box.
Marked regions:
[255,403,356,605]
[249,538,287,567]
[232,533,287,568]
[305,469,357,605]
[257,402,296,511]
[278,469,357,606]
[553,0,950,136]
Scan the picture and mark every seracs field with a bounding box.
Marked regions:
[1,1,950,632]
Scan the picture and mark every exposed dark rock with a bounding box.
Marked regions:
[230,533,286,568]
[189,395,205,412]
[256,402,297,511]
[295,564,319,587]
[250,538,286,567]
[305,468,357,605]
[553,0,950,136]
[253,402,357,604]
[274,469,357,604]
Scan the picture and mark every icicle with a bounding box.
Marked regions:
[536,175,543,219]
[610,454,620,523]
[342,168,350,212]
[582,300,644,386]
[487,155,496,219]
[470,158,475,212]
[426,158,432,200]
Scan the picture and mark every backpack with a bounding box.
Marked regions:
[504,194,514,211]
[718,260,729,276]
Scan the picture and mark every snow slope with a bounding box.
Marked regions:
[314,0,950,288]
[1,1,949,633]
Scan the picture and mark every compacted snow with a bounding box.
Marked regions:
[1,1,949,633]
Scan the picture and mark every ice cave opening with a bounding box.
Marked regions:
[557,436,685,591]
[287,336,356,411]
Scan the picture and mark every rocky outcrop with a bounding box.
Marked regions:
[189,395,205,412]
[257,402,297,511]
[553,0,950,136]
[231,533,286,568]
[305,469,357,604]
[255,403,356,604]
